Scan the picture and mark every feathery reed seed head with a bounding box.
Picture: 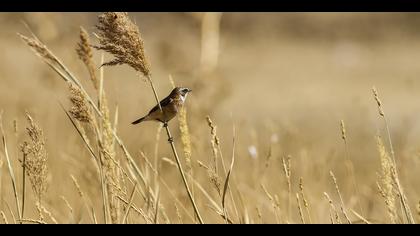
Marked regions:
[95,12,151,76]
[20,114,48,202]
[18,34,55,62]
[69,83,93,123]
[376,136,398,223]
[77,27,98,89]
[179,107,192,171]
[372,87,385,117]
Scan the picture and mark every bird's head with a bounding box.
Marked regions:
[173,87,192,102]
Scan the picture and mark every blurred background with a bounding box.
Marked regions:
[1,13,420,223]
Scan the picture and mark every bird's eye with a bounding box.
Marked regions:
[182,88,189,93]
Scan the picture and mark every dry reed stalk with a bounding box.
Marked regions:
[296,193,305,224]
[60,196,73,215]
[60,104,110,223]
[324,192,341,224]
[122,183,137,224]
[98,93,122,224]
[21,147,26,220]
[94,12,151,76]
[376,136,398,223]
[221,124,236,223]
[18,218,47,224]
[282,155,292,221]
[38,204,58,224]
[139,151,196,222]
[206,116,219,174]
[372,87,415,224]
[299,178,312,223]
[0,112,22,222]
[36,201,44,222]
[161,157,176,167]
[0,211,7,224]
[69,83,94,124]
[115,195,149,221]
[261,184,280,223]
[153,187,160,224]
[340,120,364,216]
[209,170,222,196]
[299,177,312,224]
[20,113,48,211]
[206,116,240,222]
[153,123,163,186]
[16,116,25,220]
[189,174,235,223]
[4,201,16,224]
[178,103,193,178]
[77,27,98,89]
[77,29,123,224]
[70,174,96,223]
[94,12,203,223]
[60,196,74,223]
[18,33,100,115]
[329,171,351,224]
[350,209,371,224]
[372,87,395,163]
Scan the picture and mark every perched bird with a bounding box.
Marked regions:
[132,87,192,125]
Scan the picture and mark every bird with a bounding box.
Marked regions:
[131,87,192,126]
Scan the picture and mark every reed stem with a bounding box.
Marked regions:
[146,75,204,224]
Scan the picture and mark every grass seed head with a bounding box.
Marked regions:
[95,12,151,77]
[76,27,98,89]
[69,83,93,123]
[20,113,49,202]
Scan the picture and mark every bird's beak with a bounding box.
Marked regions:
[188,89,193,92]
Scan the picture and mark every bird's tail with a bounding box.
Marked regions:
[131,116,147,125]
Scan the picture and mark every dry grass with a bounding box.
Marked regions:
[0,12,420,224]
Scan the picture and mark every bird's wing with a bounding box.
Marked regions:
[148,96,173,114]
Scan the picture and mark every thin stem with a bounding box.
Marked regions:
[0,115,22,222]
[221,126,235,224]
[163,122,204,224]
[145,75,204,224]
[342,138,364,217]
[380,105,414,223]
[21,154,26,219]
[122,183,137,224]
[383,117,397,168]
[217,143,240,223]
[147,76,163,112]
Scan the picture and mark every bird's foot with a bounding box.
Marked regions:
[163,122,168,128]
[168,137,174,142]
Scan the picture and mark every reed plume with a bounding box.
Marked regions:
[376,136,398,223]
[69,83,94,124]
[77,27,98,89]
[94,12,151,76]
[20,113,48,204]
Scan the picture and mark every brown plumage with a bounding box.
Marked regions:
[132,87,192,125]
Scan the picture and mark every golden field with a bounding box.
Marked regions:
[0,12,420,224]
